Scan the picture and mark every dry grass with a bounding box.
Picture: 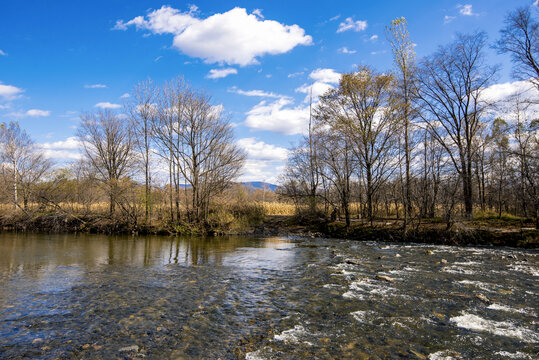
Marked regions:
[260,201,296,216]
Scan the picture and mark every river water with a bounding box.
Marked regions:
[0,233,537,359]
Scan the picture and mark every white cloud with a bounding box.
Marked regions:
[337,17,367,33]
[309,68,341,84]
[535,0,539,6]
[25,109,50,117]
[84,84,107,89]
[0,49,6,56]
[120,93,130,99]
[252,9,264,19]
[483,80,539,103]
[369,34,378,41]
[115,6,312,66]
[244,68,341,134]
[154,55,163,62]
[206,68,238,79]
[329,15,341,22]
[339,47,356,54]
[444,15,456,24]
[6,109,51,118]
[458,4,475,16]
[0,82,24,101]
[239,159,285,183]
[236,137,288,161]
[244,97,309,135]
[295,68,341,101]
[482,79,539,119]
[39,136,82,161]
[288,71,304,78]
[95,102,122,109]
[229,87,288,99]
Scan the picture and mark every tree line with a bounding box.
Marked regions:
[0,5,537,233]
[280,6,539,230]
[0,78,246,231]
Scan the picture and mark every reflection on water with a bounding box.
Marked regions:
[0,233,537,359]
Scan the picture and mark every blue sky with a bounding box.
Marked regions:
[0,0,537,182]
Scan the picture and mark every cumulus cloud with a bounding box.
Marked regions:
[244,98,309,135]
[0,82,24,101]
[295,68,342,101]
[95,102,122,109]
[482,79,539,104]
[115,6,312,66]
[236,137,288,161]
[337,17,367,33]
[244,68,341,134]
[39,136,82,160]
[309,68,341,84]
[84,84,107,89]
[339,47,356,54]
[482,79,539,119]
[239,159,286,183]
[206,68,238,79]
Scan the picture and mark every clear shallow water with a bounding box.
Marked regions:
[0,233,537,359]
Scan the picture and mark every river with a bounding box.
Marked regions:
[0,233,537,359]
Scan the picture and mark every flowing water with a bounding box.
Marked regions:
[0,233,537,359]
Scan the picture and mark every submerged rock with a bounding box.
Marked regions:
[476,294,490,303]
[119,345,139,352]
[376,275,395,283]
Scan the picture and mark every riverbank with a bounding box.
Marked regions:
[1,212,538,248]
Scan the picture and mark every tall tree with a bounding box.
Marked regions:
[127,79,158,223]
[316,66,399,225]
[78,110,135,216]
[153,79,245,224]
[386,16,416,230]
[416,32,498,218]
[497,6,539,91]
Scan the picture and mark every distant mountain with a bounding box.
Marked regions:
[241,181,278,191]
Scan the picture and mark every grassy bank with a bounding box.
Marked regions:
[1,205,537,249]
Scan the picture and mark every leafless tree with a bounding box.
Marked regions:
[127,79,158,223]
[77,110,136,216]
[415,31,498,218]
[497,6,539,92]
[153,78,245,224]
[510,94,539,228]
[0,121,51,211]
[386,16,417,231]
[316,67,399,225]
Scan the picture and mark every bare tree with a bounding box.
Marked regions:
[386,16,417,231]
[153,79,245,224]
[316,67,399,225]
[497,6,539,91]
[0,121,51,211]
[78,110,135,216]
[510,93,539,228]
[415,32,498,218]
[127,79,158,223]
